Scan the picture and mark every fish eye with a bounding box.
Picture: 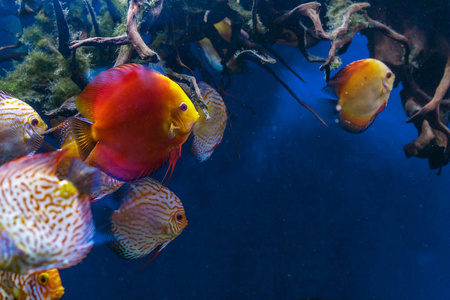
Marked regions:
[179,103,188,112]
[38,273,50,286]
[176,213,184,221]
[386,72,393,79]
[31,118,39,126]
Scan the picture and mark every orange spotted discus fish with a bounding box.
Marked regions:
[70,63,199,181]
[107,178,188,266]
[322,58,395,133]
[0,151,101,274]
[0,268,64,300]
[0,91,48,165]
[191,82,227,162]
[50,118,124,201]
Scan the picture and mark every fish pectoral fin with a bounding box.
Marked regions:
[69,117,97,161]
[167,124,181,139]
[66,158,102,194]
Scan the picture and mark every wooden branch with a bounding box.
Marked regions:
[70,35,130,50]
[84,0,101,37]
[0,42,23,53]
[52,0,71,57]
[363,13,411,65]
[127,0,159,63]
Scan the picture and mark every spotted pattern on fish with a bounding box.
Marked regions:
[50,119,124,201]
[191,82,227,162]
[0,268,64,300]
[0,91,47,165]
[0,151,94,274]
[108,178,187,260]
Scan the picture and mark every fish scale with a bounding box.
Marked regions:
[108,178,187,261]
[191,82,227,162]
[0,268,64,300]
[0,91,47,165]
[0,151,94,274]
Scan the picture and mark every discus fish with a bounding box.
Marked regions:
[191,82,227,162]
[0,268,64,300]
[198,18,244,73]
[0,151,101,274]
[70,63,199,181]
[0,91,47,165]
[107,178,187,265]
[50,118,124,201]
[322,58,395,133]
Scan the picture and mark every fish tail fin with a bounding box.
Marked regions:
[69,117,97,161]
[161,145,181,185]
[66,158,102,194]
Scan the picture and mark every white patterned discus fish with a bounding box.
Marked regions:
[0,91,48,165]
[191,82,227,162]
[108,178,188,261]
[0,268,64,300]
[0,151,101,274]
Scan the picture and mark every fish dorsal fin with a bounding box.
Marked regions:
[76,63,144,122]
[323,59,369,98]
[69,117,97,161]
[66,158,102,194]
[0,90,16,101]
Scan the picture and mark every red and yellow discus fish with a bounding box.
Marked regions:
[70,63,199,181]
[322,58,395,133]
[0,151,101,274]
[191,82,227,162]
[0,268,64,300]
[50,118,124,201]
[107,178,187,265]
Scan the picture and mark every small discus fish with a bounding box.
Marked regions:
[322,58,395,133]
[0,268,64,300]
[0,151,101,274]
[107,178,188,262]
[191,82,227,162]
[0,91,48,165]
[70,63,199,181]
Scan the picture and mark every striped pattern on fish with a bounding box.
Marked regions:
[108,178,187,260]
[0,268,64,300]
[0,151,94,274]
[191,82,227,162]
[0,91,47,165]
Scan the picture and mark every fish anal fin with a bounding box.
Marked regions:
[69,117,97,161]
[137,242,170,272]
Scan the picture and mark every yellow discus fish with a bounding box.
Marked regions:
[0,268,64,300]
[0,91,48,165]
[322,58,395,133]
[107,178,188,265]
[0,151,101,274]
[191,82,227,162]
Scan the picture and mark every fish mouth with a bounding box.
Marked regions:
[52,287,65,299]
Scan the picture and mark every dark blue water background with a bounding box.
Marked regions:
[2,17,450,297]
[64,34,450,299]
